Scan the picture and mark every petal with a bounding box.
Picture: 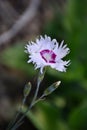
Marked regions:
[25,35,70,73]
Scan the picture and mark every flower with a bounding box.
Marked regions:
[25,35,70,73]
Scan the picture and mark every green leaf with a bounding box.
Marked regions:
[68,102,87,130]
[0,42,36,76]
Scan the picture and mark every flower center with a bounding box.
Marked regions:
[40,49,56,63]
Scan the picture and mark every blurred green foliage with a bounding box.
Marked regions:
[1,0,87,130]
[0,42,36,77]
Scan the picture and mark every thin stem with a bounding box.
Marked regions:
[11,121,24,130]
[7,111,20,130]
[31,94,45,106]
[11,85,40,130]
[30,80,40,106]
[7,96,27,130]
[28,71,44,108]
[10,71,45,130]
[11,106,31,130]
[10,92,45,130]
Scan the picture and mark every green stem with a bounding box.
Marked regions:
[10,71,45,130]
[31,80,40,106]
[6,95,27,130]
[11,94,45,130]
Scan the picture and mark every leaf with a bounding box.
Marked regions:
[0,42,36,76]
[68,102,87,130]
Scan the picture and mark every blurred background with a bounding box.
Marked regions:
[0,0,87,130]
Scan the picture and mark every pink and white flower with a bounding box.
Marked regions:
[25,35,70,73]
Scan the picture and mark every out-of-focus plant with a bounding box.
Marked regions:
[1,0,87,130]
[6,35,70,130]
[42,0,87,130]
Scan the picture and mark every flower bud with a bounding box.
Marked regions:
[43,81,61,96]
[24,82,31,97]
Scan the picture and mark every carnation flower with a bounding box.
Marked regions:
[25,35,70,73]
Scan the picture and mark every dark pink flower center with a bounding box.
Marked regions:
[40,49,56,63]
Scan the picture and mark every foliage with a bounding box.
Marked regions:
[1,0,87,130]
